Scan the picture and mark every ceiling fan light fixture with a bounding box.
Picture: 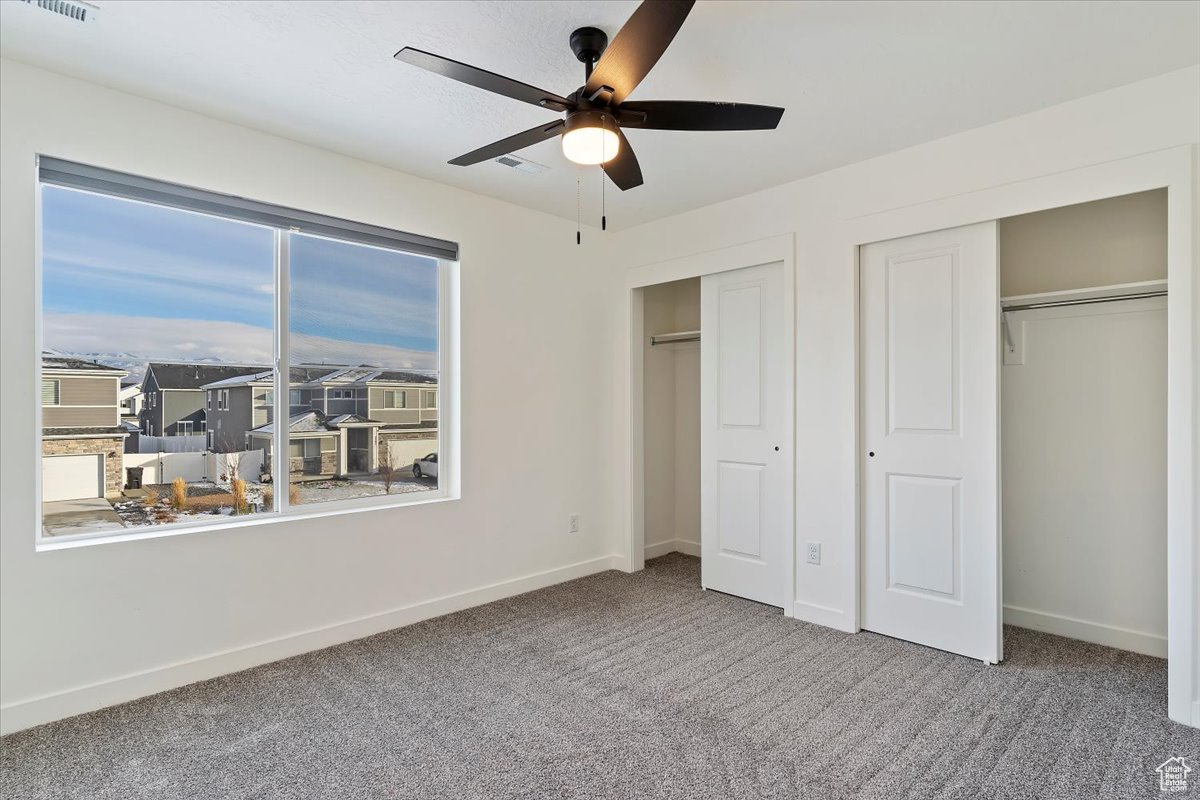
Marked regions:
[561,111,620,165]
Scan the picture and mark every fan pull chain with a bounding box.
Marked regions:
[576,168,581,245]
[601,131,607,231]
[601,170,607,231]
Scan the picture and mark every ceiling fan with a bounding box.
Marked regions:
[393,0,785,193]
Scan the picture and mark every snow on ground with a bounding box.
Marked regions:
[45,477,435,536]
[293,477,435,504]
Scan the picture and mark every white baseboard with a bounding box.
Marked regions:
[0,554,622,736]
[1003,604,1167,658]
[644,539,700,559]
[793,599,855,632]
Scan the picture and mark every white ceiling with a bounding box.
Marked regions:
[2,1,1198,228]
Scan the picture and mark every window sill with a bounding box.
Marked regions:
[35,490,458,552]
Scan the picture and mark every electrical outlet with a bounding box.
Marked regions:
[568,513,580,534]
[806,542,821,565]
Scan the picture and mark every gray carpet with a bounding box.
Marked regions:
[2,553,1196,799]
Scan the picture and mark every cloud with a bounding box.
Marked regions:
[43,313,436,371]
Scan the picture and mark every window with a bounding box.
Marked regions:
[423,390,437,409]
[289,232,440,502]
[288,438,321,459]
[37,158,456,541]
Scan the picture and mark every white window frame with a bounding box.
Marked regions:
[217,389,229,411]
[289,388,302,406]
[383,389,407,409]
[35,158,461,549]
[177,420,193,436]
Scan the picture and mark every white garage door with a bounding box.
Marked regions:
[43,454,104,502]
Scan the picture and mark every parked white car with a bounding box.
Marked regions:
[412,453,438,479]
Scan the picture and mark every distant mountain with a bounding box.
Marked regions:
[43,349,439,384]
[43,349,243,384]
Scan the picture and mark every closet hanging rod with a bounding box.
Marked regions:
[1001,290,1167,314]
[650,330,701,346]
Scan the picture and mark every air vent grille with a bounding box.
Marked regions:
[21,0,99,22]
[494,154,549,175]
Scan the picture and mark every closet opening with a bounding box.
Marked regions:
[999,188,1167,660]
[641,277,702,573]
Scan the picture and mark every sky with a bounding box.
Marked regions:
[41,186,439,371]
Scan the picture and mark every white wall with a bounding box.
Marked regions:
[1002,297,1167,656]
[603,66,1199,709]
[0,60,615,733]
[999,189,1168,296]
[641,279,700,558]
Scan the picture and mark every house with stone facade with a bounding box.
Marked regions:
[41,354,128,502]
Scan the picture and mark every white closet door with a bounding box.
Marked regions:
[700,261,791,608]
[861,222,1001,663]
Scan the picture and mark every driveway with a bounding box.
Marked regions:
[42,498,126,537]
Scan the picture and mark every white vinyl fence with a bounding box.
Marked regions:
[125,449,264,486]
[136,434,207,453]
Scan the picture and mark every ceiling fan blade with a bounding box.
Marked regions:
[603,128,643,191]
[448,120,566,166]
[584,0,695,106]
[395,47,575,112]
[617,100,784,131]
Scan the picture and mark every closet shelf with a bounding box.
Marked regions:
[1000,279,1166,312]
[650,330,700,346]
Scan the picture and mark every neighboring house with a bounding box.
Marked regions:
[203,364,438,478]
[202,368,274,453]
[41,354,128,501]
[139,362,264,437]
[246,410,372,478]
[118,379,143,423]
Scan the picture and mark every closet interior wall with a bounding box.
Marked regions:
[642,278,701,560]
[999,189,1168,657]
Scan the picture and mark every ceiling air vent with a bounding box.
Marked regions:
[494,154,549,175]
[21,0,99,22]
